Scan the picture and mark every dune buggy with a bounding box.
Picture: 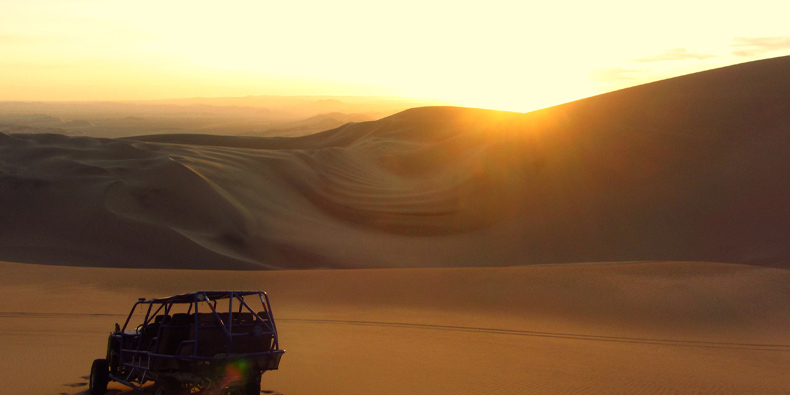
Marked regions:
[89,291,284,395]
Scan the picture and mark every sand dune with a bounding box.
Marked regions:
[2,57,789,269]
[1,260,788,394]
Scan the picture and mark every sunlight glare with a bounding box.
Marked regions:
[1,0,790,110]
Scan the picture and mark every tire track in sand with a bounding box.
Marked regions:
[280,318,790,352]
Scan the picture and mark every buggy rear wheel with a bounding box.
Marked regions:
[89,359,109,395]
[154,377,182,395]
[243,372,262,395]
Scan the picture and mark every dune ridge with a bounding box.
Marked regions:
[2,56,790,269]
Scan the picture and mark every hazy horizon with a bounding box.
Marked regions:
[0,94,457,138]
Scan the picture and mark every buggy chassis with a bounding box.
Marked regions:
[90,291,284,395]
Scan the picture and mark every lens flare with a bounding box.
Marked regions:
[215,359,250,392]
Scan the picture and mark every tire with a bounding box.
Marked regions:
[154,377,182,395]
[243,372,262,395]
[89,359,110,395]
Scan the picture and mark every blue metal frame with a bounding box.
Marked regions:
[109,291,284,391]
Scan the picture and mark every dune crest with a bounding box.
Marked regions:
[2,57,790,269]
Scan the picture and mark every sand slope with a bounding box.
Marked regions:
[2,56,790,269]
[1,260,788,394]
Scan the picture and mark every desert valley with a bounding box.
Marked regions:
[1,56,789,394]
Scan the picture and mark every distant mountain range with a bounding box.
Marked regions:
[0,95,448,138]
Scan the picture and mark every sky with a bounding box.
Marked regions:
[1,0,789,112]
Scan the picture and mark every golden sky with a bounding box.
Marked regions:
[2,0,789,112]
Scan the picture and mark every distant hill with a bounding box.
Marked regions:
[1,56,788,269]
[0,96,444,138]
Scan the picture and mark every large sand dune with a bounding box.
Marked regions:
[2,56,789,269]
[2,260,789,394]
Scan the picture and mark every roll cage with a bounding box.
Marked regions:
[106,291,284,391]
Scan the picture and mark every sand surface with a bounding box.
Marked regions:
[1,260,789,395]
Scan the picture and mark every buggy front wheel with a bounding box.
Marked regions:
[89,359,109,395]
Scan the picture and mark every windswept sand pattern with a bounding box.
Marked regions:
[2,57,790,269]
